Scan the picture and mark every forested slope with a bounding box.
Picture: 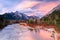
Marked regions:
[41,10,60,32]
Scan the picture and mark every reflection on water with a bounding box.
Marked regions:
[0,24,58,40]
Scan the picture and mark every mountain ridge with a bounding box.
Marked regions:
[0,11,39,20]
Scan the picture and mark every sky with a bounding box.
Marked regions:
[0,0,60,17]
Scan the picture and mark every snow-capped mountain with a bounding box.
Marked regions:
[1,11,39,20]
[2,11,28,20]
[14,11,29,20]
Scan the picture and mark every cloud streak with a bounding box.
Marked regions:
[13,1,39,11]
[35,2,60,15]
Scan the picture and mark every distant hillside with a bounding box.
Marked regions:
[41,10,60,32]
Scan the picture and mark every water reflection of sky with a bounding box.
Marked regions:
[0,24,56,40]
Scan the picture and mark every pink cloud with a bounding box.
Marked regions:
[14,1,39,11]
[25,2,59,16]
[13,1,60,17]
[36,2,60,15]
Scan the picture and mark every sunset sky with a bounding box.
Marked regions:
[0,0,60,17]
